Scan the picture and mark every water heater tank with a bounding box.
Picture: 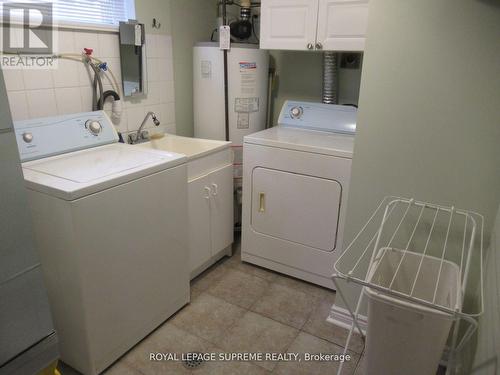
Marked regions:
[193,42,269,173]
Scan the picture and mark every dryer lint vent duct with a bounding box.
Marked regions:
[323,51,338,104]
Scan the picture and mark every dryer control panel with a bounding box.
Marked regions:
[14,111,119,162]
[278,101,357,135]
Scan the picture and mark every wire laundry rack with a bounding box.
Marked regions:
[331,196,484,375]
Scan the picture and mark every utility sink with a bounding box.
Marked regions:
[137,134,232,180]
[138,134,230,160]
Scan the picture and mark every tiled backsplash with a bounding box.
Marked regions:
[2,29,176,138]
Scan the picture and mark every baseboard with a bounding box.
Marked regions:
[327,303,368,335]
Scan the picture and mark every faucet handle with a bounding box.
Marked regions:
[128,133,138,144]
[140,130,150,140]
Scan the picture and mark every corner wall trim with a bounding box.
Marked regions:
[327,303,368,335]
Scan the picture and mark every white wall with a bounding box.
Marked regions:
[169,0,217,137]
[331,0,500,352]
[2,29,176,138]
[472,204,500,375]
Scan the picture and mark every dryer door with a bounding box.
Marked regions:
[251,167,341,252]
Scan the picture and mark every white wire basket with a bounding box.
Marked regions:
[331,196,484,375]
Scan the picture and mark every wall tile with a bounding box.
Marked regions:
[160,102,175,125]
[2,69,25,91]
[55,87,82,115]
[98,33,120,58]
[158,58,173,82]
[157,35,172,60]
[52,59,80,88]
[144,81,160,106]
[56,30,75,54]
[123,95,145,109]
[78,63,94,87]
[145,34,159,58]
[23,69,53,90]
[3,30,176,137]
[26,89,57,118]
[159,80,175,104]
[146,58,159,82]
[7,91,29,121]
[125,106,147,133]
[74,31,100,56]
[80,86,93,112]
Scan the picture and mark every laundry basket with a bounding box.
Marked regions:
[363,247,460,375]
[330,197,484,375]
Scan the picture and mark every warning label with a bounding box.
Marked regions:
[237,113,250,129]
[234,97,259,113]
[239,61,257,95]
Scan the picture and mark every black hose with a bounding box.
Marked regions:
[98,90,120,110]
[252,15,259,42]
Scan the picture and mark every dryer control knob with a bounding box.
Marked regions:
[290,106,303,119]
[22,132,33,143]
[86,120,102,135]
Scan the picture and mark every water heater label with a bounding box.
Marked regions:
[239,61,257,95]
[235,97,259,113]
[219,26,231,50]
[239,62,257,70]
[201,60,211,79]
[237,112,250,129]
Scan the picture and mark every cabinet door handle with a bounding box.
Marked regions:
[204,186,211,200]
[211,183,218,196]
[259,192,265,213]
[307,43,314,50]
[315,42,323,50]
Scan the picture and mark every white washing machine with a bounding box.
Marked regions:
[241,101,356,289]
[14,111,189,375]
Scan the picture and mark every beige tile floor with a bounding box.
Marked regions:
[59,236,365,375]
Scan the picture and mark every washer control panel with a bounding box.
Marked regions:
[278,100,357,135]
[14,111,118,162]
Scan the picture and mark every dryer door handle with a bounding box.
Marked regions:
[259,192,265,213]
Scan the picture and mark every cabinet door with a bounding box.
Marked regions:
[209,165,234,255]
[188,174,212,273]
[316,0,369,51]
[260,0,319,50]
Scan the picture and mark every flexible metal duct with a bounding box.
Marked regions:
[323,51,338,104]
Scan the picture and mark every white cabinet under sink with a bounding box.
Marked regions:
[188,164,233,277]
[260,0,369,51]
[137,135,234,279]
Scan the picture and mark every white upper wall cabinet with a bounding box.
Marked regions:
[260,0,369,51]
[317,0,369,51]
[260,0,320,51]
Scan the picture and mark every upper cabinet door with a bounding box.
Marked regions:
[316,0,369,51]
[260,0,320,50]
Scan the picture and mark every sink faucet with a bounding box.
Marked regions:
[129,112,161,144]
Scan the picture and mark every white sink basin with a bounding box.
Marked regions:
[138,134,231,160]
